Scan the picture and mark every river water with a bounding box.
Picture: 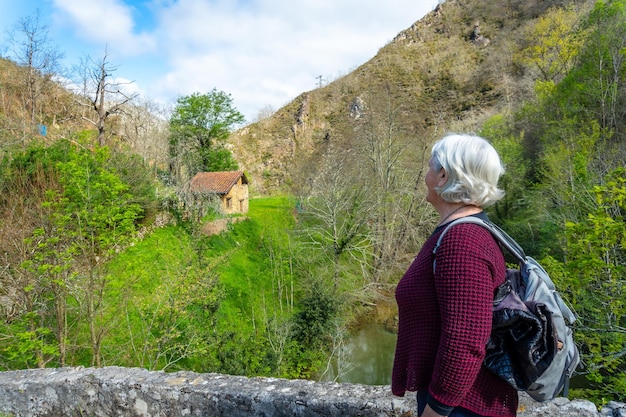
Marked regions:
[323,323,592,391]
[320,323,397,386]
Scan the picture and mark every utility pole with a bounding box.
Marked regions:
[316,75,325,88]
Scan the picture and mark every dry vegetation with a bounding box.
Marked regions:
[227,0,588,196]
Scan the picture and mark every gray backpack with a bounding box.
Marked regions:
[434,216,580,402]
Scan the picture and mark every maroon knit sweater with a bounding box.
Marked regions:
[392,218,518,417]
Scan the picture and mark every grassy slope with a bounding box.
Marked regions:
[107,226,195,294]
[109,195,295,296]
[211,196,297,329]
[103,196,297,370]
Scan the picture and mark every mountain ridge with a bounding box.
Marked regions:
[227,0,584,195]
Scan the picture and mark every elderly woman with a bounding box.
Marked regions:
[392,134,518,417]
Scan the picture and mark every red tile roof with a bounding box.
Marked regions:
[190,171,248,194]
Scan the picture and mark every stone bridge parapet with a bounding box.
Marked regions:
[0,366,620,417]
[0,367,412,417]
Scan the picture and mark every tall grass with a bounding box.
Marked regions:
[210,196,297,331]
[98,196,300,375]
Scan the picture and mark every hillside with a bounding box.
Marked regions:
[227,0,588,195]
[0,56,170,172]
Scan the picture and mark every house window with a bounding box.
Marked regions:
[239,199,244,211]
[226,197,232,209]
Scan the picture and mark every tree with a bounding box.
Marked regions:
[75,48,138,147]
[558,0,626,135]
[298,147,372,291]
[118,98,170,172]
[356,90,430,281]
[562,168,626,401]
[5,9,64,127]
[255,104,275,122]
[578,0,626,131]
[169,90,244,181]
[517,5,583,83]
[56,145,144,366]
[121,257,223,371]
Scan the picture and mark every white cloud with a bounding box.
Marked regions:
[52,0,155,55]
[146,0,435,121]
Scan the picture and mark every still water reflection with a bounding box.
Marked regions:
[323,324,592,391]
[321,323,397,386]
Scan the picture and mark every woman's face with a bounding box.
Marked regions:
[425,157,445,204]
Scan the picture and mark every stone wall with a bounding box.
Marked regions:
[221,176,248,215]
[0,367,621,417]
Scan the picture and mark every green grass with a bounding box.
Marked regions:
[107,226,196,293]
[106,195,296,319]
[247,195,296,225]
[208,196,297,329]
[88,196,301,373]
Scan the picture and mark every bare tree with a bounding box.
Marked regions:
[300,146,373,290]
[75,48,138,146]
[5,9,64,128]
[255,104,275,123]
[354,90,433,282]
[119,98,170,171]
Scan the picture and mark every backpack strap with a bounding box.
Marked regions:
[433,217,577,324]
[433,216,526,262]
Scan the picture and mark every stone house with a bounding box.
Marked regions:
[190,171,249,214]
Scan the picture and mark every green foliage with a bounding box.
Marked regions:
[556,0,626,134]
[0,315,59,369]
[107,151,159,222]
[168,90,244,178]
[562,168,626,401]
[517,5,583,82]
[0,140,154,369]
[481,114,529,221]
[56,145,144,256]
[204,145,238,172]
[291,279,338,349]
[483,1,626,401]
[535,116,600,226]
[481,115,562,258]
[88,224,226,371]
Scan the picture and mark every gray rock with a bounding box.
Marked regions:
[602,401,626,417]
[0,367,414,417]
[0,367,619,417]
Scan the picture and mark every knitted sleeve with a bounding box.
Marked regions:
[428,223,502,408]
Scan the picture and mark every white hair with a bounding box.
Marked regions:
[431,133,505,208]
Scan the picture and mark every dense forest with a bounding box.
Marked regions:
[0,0,625,407]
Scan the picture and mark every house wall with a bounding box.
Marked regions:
[220,177,249,214]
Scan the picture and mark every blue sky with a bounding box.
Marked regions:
[1,0,436,123]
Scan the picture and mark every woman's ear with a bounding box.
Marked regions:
[437,168,448,187]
